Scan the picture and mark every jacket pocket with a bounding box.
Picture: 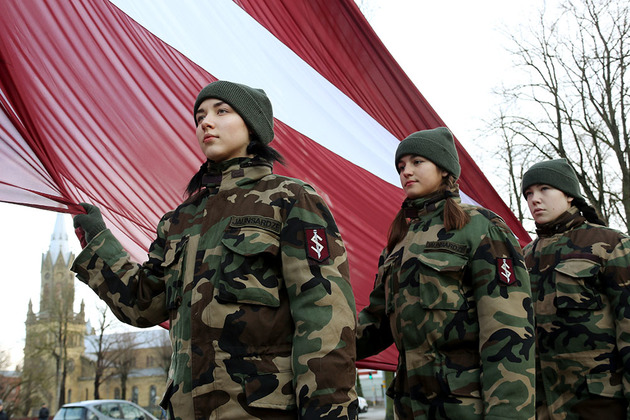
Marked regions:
[586,372,623,399]
[417,252,469,311]
[162,236,189,313]
[245,370,297,410]
[219,227,281,307]
[554,259,602,311]
[382,253,402,315]
[445,366,481,398]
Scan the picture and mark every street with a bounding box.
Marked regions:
[359,404,386,420]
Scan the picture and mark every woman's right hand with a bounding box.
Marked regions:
[72,203,107,245]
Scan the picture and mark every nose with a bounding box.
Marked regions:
[529,191,541,204]
[199,115,214,128]
[402,166,413,177]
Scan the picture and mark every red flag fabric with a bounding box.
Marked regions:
[0,0,530,371]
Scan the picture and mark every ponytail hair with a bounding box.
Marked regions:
[441,175,470,231]
[385,174,470,253]
[572,197,606,226]
[246,137,285,166]
[386,209,410,254]
[185,161,209,198]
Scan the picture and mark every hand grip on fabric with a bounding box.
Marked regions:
[75,226,88,248]
[72,203,107,245]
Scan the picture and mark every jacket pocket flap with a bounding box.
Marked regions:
[555,259,600,278]
[418,252,469,272]
[222,227,280,257]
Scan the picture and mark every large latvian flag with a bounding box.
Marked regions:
[0,0,531,370]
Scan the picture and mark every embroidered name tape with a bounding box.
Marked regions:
[425,240,469,255]
[230,215,282,235]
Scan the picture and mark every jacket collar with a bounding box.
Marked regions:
[535,206,584,237]
[202,156,273,191]
[402,186,461,219]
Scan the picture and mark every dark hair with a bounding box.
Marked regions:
[246,137,285,166]
[386,174,470,253]
[184,136,285,198]
[572,197,606,226]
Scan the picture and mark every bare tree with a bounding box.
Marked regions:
[87,305,121,399]
[109,332,140,400]
[19,346,54,417]
[21,281,75,412]
[154,330,172,377]
[50,281,75,409]
[0,349,21,418]
[490,0,630,232]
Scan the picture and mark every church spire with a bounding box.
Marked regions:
[49,213,71,265]
[39,213,75,316]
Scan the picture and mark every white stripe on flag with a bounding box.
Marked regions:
[109,0,401,186]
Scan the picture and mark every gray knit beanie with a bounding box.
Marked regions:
[521,158,583,199]
[193,80,274,145]
[395,127,461,179]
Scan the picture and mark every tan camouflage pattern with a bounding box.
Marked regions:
[356,193,535,419]
[524,207,630,419]
[72,157,358,419]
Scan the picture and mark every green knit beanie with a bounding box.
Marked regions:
[193,80,274,145]
[521,158,583,199]
[394,127,461,179]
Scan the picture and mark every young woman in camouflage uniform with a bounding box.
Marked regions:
[522,159,630,419]
[71,81,358,419]
[356,128,535,419]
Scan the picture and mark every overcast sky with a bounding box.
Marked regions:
[0,0,547,369]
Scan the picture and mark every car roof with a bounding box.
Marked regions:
[61,400,138,407]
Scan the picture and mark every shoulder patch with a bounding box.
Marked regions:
[497,258,516,285]
[305,227,330,262]
[230,215,282,235]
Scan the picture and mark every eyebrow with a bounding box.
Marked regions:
[196,101,228,117]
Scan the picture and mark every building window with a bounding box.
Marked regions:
[132,386,139,404]
[115,388,120,399]
[150,386,157,407]
[67,389,72,403]
[85,389,88,400]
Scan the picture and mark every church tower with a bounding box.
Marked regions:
[23,213,86,414]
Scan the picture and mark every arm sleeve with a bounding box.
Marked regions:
[600,234,630,419]
[356,249,394,360]
[280,185,358,419]
[471,220,536,420]
[70,215,171,327]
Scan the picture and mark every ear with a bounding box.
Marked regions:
[441,170,449,178]
[567,195,574,204]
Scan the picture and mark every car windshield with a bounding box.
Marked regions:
[121,403,146,419]
[95,403,123,418]
[54,407,86,420]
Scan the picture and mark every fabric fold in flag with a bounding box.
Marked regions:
[0,0,531,371]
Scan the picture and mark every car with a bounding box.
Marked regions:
[358,396,369,413]
[53,399,159,420]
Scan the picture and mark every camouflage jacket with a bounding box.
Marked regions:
[356,192,535,420]
[72,157,358,420]
[524,207,630,419]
